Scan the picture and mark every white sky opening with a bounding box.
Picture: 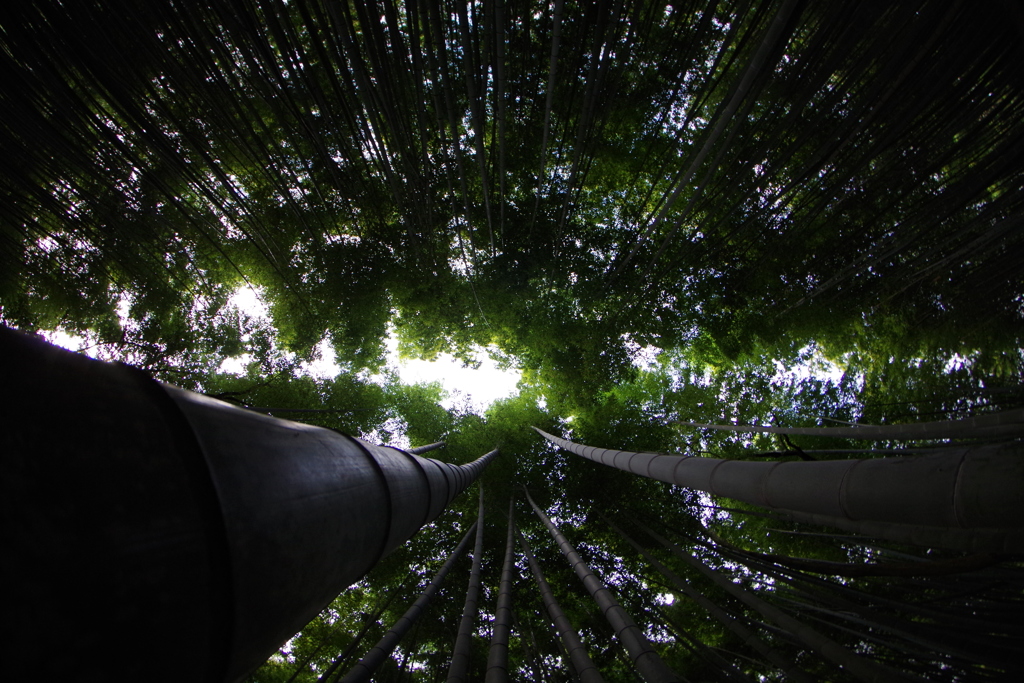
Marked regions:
[224,286,521,411]
[42,328,92,355]
[771,344,848,387]
[381,332,521,411]
[42,285,521,414]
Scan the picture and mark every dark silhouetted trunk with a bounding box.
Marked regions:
[2,329,498,683]
[518,526,605,683]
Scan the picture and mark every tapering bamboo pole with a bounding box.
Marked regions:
[340,523,478,683]
[524,489,681,683]
[485,498,517,683]
[533,428,1024,553]
[314,584,408,683]
[3,328,500,683]
[517,526,605,683]
[677,407,1024,440]
[447,487,486,682]
[408,442,447,455]
[606,519,814,683]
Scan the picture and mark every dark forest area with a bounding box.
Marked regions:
[2,0,1023,681]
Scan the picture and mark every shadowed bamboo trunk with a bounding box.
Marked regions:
[532,427,1024,553]
[447,487,486,682]
[606,519,815,683]
[518,526,605,683]
[312,586,407,683]
[524,489,681,683]
[654,609,756,683]
[635,521,915,683]
[699,520,1003,577]
[711,542,1017,672]
[2,328,499,683]
[678,407,1024,440]
[340,523,478,683]
[485,498,517,683]
[408,442,447,455]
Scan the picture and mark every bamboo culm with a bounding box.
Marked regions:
[517,525,605,683]
[524,488,681,683]
[635,521,919,683]
[533,427,1024,553]
[311,585,407,683]
[340,522,478,683]
[447,487,486,683]
[606,518,815,683]
[676,407,1024,441]
[485,498,517,683]
[407,442,447,455]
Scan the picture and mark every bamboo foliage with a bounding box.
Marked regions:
[5,0,1021,363]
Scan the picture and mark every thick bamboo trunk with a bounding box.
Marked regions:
[524,489,681,683]
[518,527,605,683]
[485,499,517,683]
[2,329,498,683]
[447,488,486,683]
[532,428,1024,553]
[339,523,478,683]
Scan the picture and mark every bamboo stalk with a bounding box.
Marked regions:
[517,526,605,683]
[408,442,447,455]
[524,488,681,683]
[606,519,815,683]
[532,428,1024,553]
[677,407,1024,440]
[340,523,478,683]
[636,521,915,683]
[315,583,408,683]
[485,498,517,683]
[447,487,486,682]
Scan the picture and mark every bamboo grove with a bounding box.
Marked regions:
[2,0,1023,681]
[241,417,1024,683]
